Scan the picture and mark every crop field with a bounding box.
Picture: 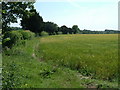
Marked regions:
[36,34,118,81]
[3,34,118,88]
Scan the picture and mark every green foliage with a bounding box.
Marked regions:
[2,62,22,88]
[21,9,43,34]
[40,31,49,36]
[3,30,35,48]
[0,29,2,52]
[19,30,35,40]
[2,2,35,33]
[43,22,58,35]
[3,31,23,48]
[59,25,69,34]
[39,65,57,78]
[0,4,1,29]
[59,25,80,34]
[72,25,80,34]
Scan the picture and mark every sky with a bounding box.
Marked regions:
[11,0,119,31]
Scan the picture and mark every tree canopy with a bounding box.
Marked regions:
[21,9,43,34]
[59,25,69,34]
[2,2,35,33]
[43,22,58,35]
[72,25,80,34]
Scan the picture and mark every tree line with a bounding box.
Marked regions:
[2,2,80,35]
[2,2,120,35]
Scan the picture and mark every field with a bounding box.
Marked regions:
[36,34,118,80]
[3,34,118,88]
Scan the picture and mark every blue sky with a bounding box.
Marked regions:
[11,0,119,31]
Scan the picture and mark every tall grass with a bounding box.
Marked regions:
[35,34,118,81]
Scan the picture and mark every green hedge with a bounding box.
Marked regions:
[40,31,49,36]
[3,30,35,48]
[19,30,35,40]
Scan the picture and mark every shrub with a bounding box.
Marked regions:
[40,31,49,36]
[19,30,35,40]
[3,30,35,48]
[3,31,23,48]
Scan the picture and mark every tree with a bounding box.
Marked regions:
[21,9,43,34]
[43,22,58,35]
[59,25,69,34]
[2,2,35,33]
[82,29,91,34]
[72,25,80,34]
[68,28,73,34]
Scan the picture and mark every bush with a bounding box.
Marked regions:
[3,31,23,48]
[19,30,35,40]
[40,31,49,36]
[3,30,35,48]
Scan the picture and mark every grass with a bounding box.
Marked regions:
[2,34,118,88]
[35,34,118,81]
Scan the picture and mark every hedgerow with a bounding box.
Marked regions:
[3,30,35,48]
[19,30,35,40]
